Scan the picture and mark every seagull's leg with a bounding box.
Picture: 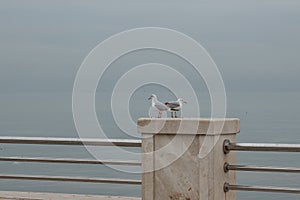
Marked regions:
[158,112,162,118]
[175,111,178,118]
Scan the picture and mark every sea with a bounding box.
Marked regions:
[0,91,300,200]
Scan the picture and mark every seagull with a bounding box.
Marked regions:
[165,98,187,118]
[148,94,170,118]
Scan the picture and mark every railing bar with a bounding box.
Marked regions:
[0,174,141,185]
[0,157,141,166]
[224,183,300,194]
[227,164,300,173]
[0,137,141,147]
[224,140,300,153]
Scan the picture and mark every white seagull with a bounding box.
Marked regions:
[148,94,170,118]
[165,98,187,118]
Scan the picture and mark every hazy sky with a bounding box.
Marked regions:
[1,3,299,199]
[0,0,299,93]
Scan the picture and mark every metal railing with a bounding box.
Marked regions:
[0,136,141,147]
[223,139,300,194]
[0,136,142,185]
[223,139,300,153]
[0,156,141,166]
[224,183,300,194]
[0,174,141,185]
[4,136,300,196]
[224,163,300,173]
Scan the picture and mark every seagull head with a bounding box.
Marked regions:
[148,94,157,100]
[178,98,187,104]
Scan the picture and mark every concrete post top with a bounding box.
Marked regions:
[138,118,240,135]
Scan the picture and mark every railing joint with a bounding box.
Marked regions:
[223,182,230,193]
[224,162,229,173]
[223,139,231,154]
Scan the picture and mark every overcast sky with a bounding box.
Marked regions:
[0,0,299,93]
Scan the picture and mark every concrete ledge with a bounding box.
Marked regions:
[138,118,240,135]
[0,191,141,200]
[139,118,240,199]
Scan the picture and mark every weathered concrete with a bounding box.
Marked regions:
[0,191,141,200]
[138,118,240,200]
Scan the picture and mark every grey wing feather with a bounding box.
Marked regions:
[155,102,169,111]
[165,101,180,109]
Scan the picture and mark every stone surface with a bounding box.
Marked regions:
[138,118,240,135]
[142,134,155,200]
[138,118,240,200]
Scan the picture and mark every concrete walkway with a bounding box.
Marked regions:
[0,191,141,200]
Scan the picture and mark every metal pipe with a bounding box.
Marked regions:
[0,157,141,166]
[224,163,300,173]
[224,183,300,194]
[223,139,300,153]
[0,137,141,147]
[0,174,141,185]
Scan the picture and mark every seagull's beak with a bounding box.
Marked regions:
[148,97,151,100]
[183,100,187,104]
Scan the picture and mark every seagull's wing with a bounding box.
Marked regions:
[155,101,170,111]
[165,101,180,109]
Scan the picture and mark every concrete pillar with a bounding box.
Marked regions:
[138,118,240,200]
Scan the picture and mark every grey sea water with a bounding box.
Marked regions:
[0,91,299,199]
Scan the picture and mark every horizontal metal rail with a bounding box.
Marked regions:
[0,137,141,147]
[0,156,141,166]
[223,139,300,154]
[224,183,300,194]
[0,174,141,185]
[224,163,300,173]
